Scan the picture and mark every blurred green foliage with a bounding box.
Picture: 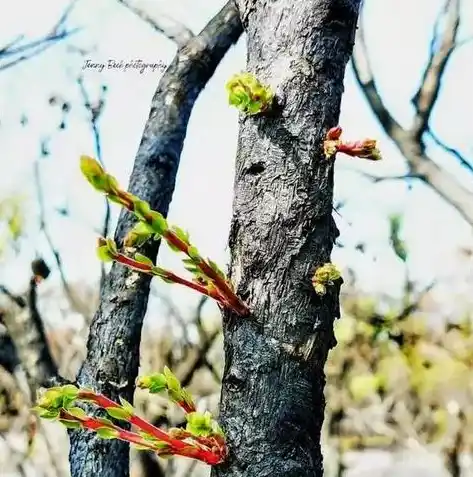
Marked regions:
[325,294,473,457]
[0,195,25,258]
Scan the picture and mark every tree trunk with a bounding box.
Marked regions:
[213,1,361,476]
[68,4,242,476]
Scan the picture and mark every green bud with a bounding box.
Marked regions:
[163,367,181,393]
[208,259,226,280]
[186,411,213,437]
[67,407,88,419]
[149,211,168,235]
[312,263,341,296]
[124,222,154,247]
[132,199,151,221]
[226,72,274,116]
[80,156,109,192]
[187,246,200,261]
[136,374,167,394]
[95,417,115,427]
[96,237,118,263]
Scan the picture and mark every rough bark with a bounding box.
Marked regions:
[213,1,361,476]
[68,3,242,477]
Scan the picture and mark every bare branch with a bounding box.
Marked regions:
[77,77,111,290]
[33,153,89,316]
[0,261,63,396]
[411,0,461,138]
[427,128,473,175]
[180,328,221,388]
[352,8,473,226]
[0,0,80,71]
[0,284,26,308]
[116,0,194,47]
[395,281,436,322]
[346,166,424,183]
[351,15,404,139]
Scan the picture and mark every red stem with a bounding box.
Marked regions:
[61,410,157,451]
[76,391,223,464]
[113,191,248,316]
[115,254,229,307]
[177,400,196,414]
[163,231,249,316]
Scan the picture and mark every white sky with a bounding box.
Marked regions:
[0,0,472,325]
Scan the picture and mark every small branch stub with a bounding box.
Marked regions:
[324,126,382,161]
[312,263,341,296]
[226,72,274,115]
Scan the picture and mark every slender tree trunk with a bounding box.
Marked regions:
[68,4,242,476]
[213,1,361,476]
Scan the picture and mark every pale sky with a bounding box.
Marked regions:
[0,0,472,326]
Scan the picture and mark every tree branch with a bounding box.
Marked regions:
[426,127,473,175]
[0,260,64,396]
[116,0,194,47]
[0,0,79,71]
[352,6,473,226]
[351,14,404,139]
[33,152,89,316]
[77,77,111,290]
[411,0,461,138]
[68,3,243,476]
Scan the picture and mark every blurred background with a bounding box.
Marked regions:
[0,0,472,476]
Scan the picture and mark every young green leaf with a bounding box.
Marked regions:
[186,411,213,437]
[95,427,120,439]
[67,407,88,419]
[32,407,60,420]
[133,199,151,221]
[97,245,115,263]
[106,406,132,421]
[187,246,200,261]
[170,225,190,245]
[124,222,154,247]
[59,419,82,429]
[149,211,168,235]
[136,374,167,394]
[134,253,154,266]
[118,397,135,416]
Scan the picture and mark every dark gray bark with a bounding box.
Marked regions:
[68,3,243,477]
[213,1,361,476]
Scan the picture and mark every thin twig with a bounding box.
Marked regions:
[426,128,473,175]
[77,77,111,289]
[33,154,87,316]
[116,0,194,47]
[411,0,461,138]
[352,5,473,226]
[0,0,80,71]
